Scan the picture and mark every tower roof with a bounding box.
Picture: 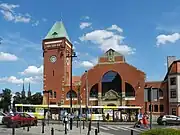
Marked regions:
[44,21,70,41]
[102,48,123,57]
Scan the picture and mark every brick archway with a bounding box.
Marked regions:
[101,70,122,97]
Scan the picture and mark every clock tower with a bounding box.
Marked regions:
[42,21,72,105]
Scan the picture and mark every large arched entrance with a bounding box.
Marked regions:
[90,83,98,98]
[101,71,122,97]
[125,82,135,97]
[90,83,98,106]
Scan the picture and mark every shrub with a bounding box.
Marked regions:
[140,128,180,135]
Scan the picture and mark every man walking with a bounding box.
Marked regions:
[63,112,69,131]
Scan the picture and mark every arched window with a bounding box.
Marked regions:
[149,105,153,112]
[125,82,135,97]
[90,83,98,98]
[160,105,164,112]
[101,70,122,96]
[66,90,77,99]
[154,105,158,112]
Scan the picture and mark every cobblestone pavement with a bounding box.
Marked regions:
[0,123,179,135]
[0,124,143,135]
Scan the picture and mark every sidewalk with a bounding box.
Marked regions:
[14,124,112,135]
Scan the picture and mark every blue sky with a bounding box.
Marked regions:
[0,0,180,93]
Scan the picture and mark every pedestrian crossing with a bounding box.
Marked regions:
[88,125,148,133]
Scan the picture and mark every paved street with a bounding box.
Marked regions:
[0,123,147,135]
[0,123,179,135]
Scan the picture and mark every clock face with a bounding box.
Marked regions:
[50,55,57,63]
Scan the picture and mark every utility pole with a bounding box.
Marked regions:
[67,49,77,130]
[43,90,52,126]
[147,86,153,129]
[149,86,153,129]
[85,70,89,121]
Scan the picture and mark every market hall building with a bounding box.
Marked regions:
[42,21,179,121]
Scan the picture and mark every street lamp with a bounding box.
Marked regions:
[43,90,52,125]
[66,49,77,130]
[85,70,89,121]
[146,86,153,129]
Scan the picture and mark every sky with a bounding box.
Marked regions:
[0,0,180,93]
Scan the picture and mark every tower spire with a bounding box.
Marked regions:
[60,13,63,22]
[21,79,25,98]
[28,82,31,97]
[23,79,25,91]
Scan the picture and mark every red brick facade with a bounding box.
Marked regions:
[43,36,146,113]
[42,23,180,117]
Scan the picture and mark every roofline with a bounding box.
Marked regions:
[163,59,180,81]
[145,81,162,83]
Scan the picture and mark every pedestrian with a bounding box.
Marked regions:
[106,113,110,121]
[63,113,69,131]
[142,113,149,128]
[134,110,143,128]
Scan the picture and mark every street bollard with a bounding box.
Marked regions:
[77,119,79,128]
[51,127,54,135]
[89,121,91,131]
[65,123,67,135]
[87,130,90,135]
[70,118,73,130]
[97,121,99,133]
[83,120,85,129]
[12,126,15,135]
[42,120,45,133]
[27,126,29,132]
[131,129,133,135]
[95,129,98,135]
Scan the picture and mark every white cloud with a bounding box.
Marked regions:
[0,52,18,61]
[80,22,92,29]
[80,61,94,68]
[0,76,42,84]
[79,26,135,55]
[74,41,79,44]
[84,16,90,20]
[2,32,41,51]
[156,33,180,46]
[107,24,123,33]
[32,20,39,26]
[0,3,19,12]
[20,65,43,75]
[81,16,90,20]
[0,3,31,23]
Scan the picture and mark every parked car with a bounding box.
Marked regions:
[0,111,6,124]
[157,115,180,125]
[2,112,37,128]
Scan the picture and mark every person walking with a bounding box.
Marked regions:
[106,113,110,121]
[142,113,149,128]
[63,112,69,131]
[134,111,143,128]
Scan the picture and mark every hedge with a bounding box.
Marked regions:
[140,128,180,135]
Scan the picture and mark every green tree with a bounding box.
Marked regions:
[1,88,12,112]
[13,92,21,104]
[30,92,43,105]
